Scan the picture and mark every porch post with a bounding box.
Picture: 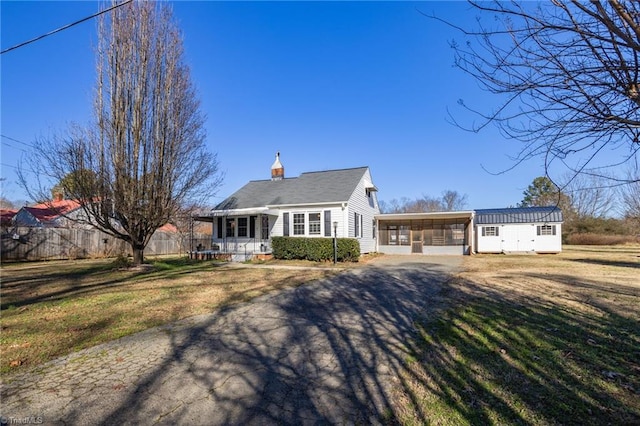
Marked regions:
[189,215,194,257]
[210,214,214,249]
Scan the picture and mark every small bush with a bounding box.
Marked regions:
[565,233,637,245]
[272,236,360,262]
[111,253,132,269]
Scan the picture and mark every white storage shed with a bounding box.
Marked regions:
[474,206,563,254]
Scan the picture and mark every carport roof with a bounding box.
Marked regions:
[376,211,473,221]
[474,206,563,224]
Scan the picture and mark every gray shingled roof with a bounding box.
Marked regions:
[215,167,369,210]
[475,206,563,224]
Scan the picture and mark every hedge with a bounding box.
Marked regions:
[272,236,360,262]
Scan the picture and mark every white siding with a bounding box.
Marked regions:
[346,168,380,253]
[476,223,562,253]
[475,225,502,253]
[272,205,345,238]
[272,210,285,237]
[535,223,562,253]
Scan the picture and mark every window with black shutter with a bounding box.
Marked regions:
[324,210,332,237]
[483,226,499,236]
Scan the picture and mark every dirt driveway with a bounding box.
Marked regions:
[1,256,462,425]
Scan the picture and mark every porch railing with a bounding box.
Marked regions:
[217,238,271,254]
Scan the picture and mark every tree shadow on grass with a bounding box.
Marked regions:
[7,259,639,424]
[54,262,455,425]
[56,259,631,425]
[569,257,640,269]
[402,275,640,425]
[0,259,224,310]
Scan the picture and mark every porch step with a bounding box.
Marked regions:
[231,252,253,262]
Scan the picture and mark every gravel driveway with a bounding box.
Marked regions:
[1,255,462,425]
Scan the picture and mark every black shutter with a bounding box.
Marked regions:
[482,226,486,237]
[249,216,256,238]
[324,210,331,237]
[354,213,359,237]
[217,217,223,238]
[496,226,499,237]
[536,226,541,236]
[552,225,556,235]
[283,213,290,236]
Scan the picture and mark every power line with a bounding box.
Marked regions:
[1,0,133,55]
[1,134,36,149]
[1,142,29,153]
[1,162,56,179]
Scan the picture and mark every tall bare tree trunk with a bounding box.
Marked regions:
[21,1,222,266]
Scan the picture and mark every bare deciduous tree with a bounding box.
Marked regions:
[620,162,640,219]
[561,173,617,219]
[440,190,468,211]
[21,1,221,264]
[432,1,640,184]
[380,190,467,213]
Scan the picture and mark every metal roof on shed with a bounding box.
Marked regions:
[474,206,563,224]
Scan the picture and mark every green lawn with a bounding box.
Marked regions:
[393,245,640,425]
[0,257,335,376]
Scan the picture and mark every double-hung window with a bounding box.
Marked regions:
[308,213,321,235]
[237,217,248,237]
[293,213,305,235]
[354,213,363,238]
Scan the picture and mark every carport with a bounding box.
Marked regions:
[376,211,474,255]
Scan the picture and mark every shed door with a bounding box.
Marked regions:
[501,225,534,252]
[501,226,517,252]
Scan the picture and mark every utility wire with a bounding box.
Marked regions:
[2,142,29,153]
[1,134,36,149]
[1,0,133,55]
[1,162,56,179]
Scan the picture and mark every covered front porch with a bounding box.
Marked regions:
[191,207,277,261]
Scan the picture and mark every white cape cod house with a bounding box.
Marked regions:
[192,154,564,261]
[203,154,379,259]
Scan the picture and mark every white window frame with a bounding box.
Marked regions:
[483,226,499,237]
[537,225,555,236]
[293,213,305,236]
[237,217,248,237]
[308,212,321,235]
[354,212,363,238]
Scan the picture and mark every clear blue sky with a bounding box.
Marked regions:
[2,1,550,209]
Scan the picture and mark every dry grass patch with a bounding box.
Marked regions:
[0,257,335,376]
[393,245,640,425]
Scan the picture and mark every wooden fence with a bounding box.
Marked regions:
[1,227,210,262]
